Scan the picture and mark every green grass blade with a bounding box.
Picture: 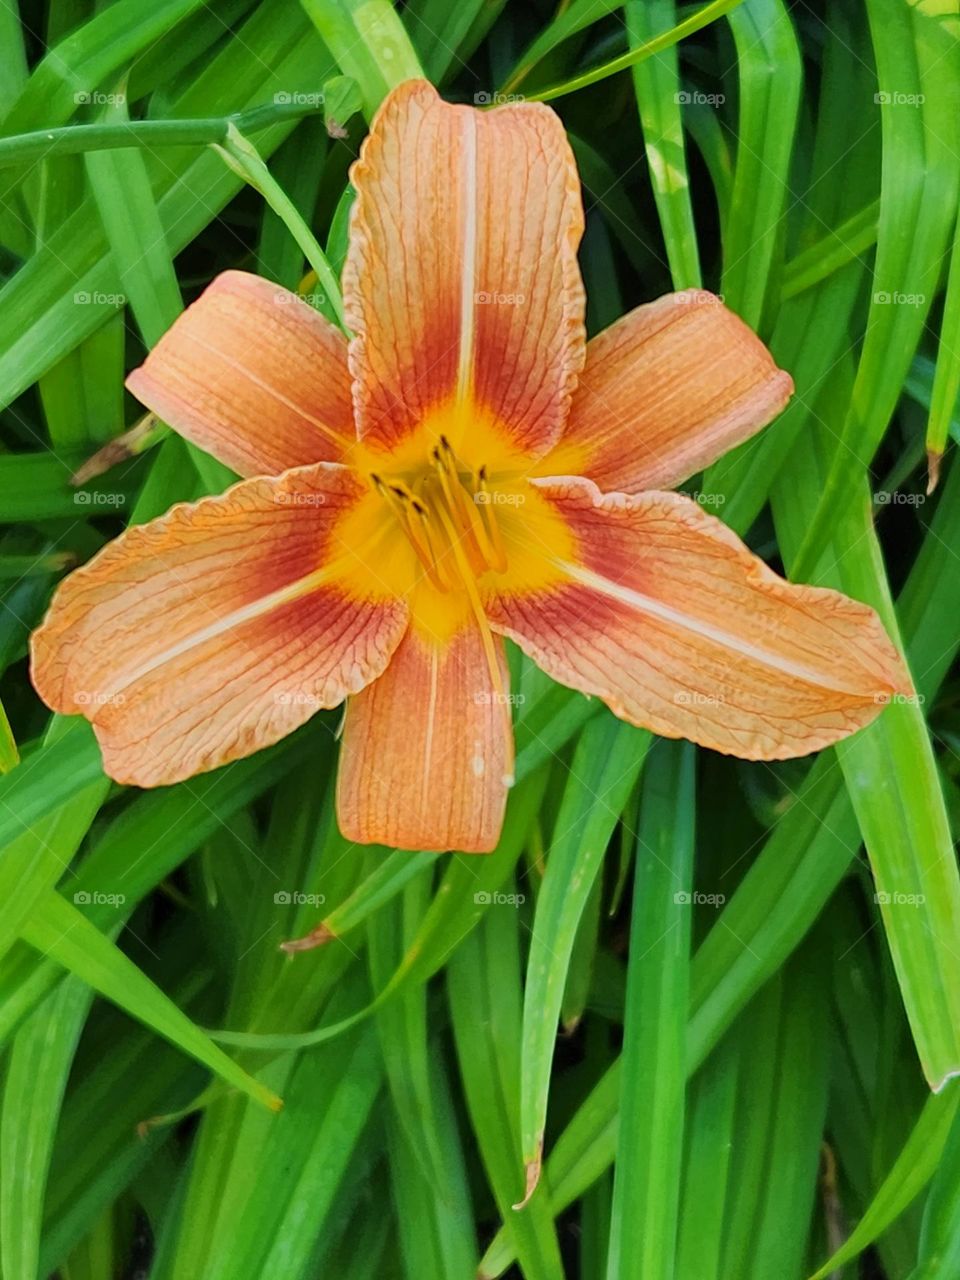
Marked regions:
[720,0,801,329]
[448,886,565,1280]
[926,211,960,483]
[1,976,95,1280]
[773,388,960,1090]
[809,1088,960,1279]
[19,892,282,1112]
[299,0,423,115]
[85,95,183,348]
[511,0,744,103]
[519,717,649,1194]
[910,1100,960,1279]
[606,742,694,1280]
[625,0,701,288]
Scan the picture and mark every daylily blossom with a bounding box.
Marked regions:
[31,80,909,853]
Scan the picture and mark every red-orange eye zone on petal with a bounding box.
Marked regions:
[483,478,911,762]
[30,464,409,787]
[343,79,585,461]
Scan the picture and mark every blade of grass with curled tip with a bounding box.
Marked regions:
[925,211,960,488]
[519,716,650,1197]
[773,380,960,1091]
[214,124,346,330]
[606,741,694,1280]
[481,451,960,1271]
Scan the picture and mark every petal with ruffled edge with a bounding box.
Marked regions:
[337,619,512,853]
[538,291,793,493]
[344,79,585,463]
[126,271,355,478]
[31,464,408,786]
[485,479,910,761]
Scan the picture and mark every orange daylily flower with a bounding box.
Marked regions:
[31,80,909,853]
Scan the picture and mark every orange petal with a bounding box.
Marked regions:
[486,480,910,761]
[344,79,585,459]
[337,622,513,852]
[538,291,793,492]
[126,271,355,478]
[31,465,408,786]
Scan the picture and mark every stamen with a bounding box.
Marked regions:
[433,501,515,771]
[372,473,450,593]
[370,441,511,593]
[431,438,492,577]
[472,465,509,573]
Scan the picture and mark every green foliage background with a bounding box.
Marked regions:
[1,0,960,1276]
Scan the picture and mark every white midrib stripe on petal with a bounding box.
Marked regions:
[456,108,479,405]
[556,559,871,697]
[96,565,336,702]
